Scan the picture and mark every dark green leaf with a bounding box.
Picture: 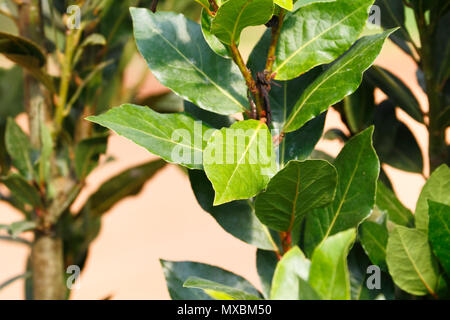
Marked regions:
[304,127,379,256]
[0,66,24,124]
[200,9,231,59]
[0,174,42,208]
[342,77,375,133]
[160,260,261,300]
[428,200,450,274]
[83,159,166,217]
[373,100,423,173]
[131,9,248,115]
[74,136,108,180]
[255,160,337,232]
[366,66,423,123]
[189,169,277,250]
[256,249,279,298]
[359,220,388,270]
[184,100,235,129]
[5,118,33,180]
[183,277,262,300]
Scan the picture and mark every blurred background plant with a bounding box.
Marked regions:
[0,0,201,299]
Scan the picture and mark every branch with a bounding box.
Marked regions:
[264,9,285,79]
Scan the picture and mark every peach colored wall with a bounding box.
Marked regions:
[0,39,433,300]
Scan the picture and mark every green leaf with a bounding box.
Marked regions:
[304,127,379,256]
[131,9,248,115]
[0,32,53,91]
[255,160,337,232]
[374,0,410,42]
[274,0,293,10]
[211,0,274,45]
[309,229,356,300]
[160,260,262,300]
[188,169,277,250]
[5,118,33,180]
[183,277,262,300]
[283,30,394,133]
[273,0,375,81]
[342,78,375,134]
[203,120,275,205]
[74,136,108,180]
[87,104,211,170]
[270,246,320,299]
[347,244,394,300]
[83,159,167,217]
[428,200,450,274]
[184,101,235,129]
[201,9,231,59]
[0,66,24,124]
[386,226,439,297]
[8,220,37,238]
[293,0,336,10]
[366,66,423,123]
[373,100,423,174]
[256,249,279,298]
[359,221,388,270]
[0,174,42,208]
[376,180,414,226]
[415,164,450,233]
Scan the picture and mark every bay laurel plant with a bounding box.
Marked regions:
[0,0,201,300]
[89,0,450,300]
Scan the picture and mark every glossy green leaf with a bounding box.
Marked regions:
[203,120,275,205]
[373,100,423,173]
[189,169,276,250]
[160,260,261,300]
[386,226,439,296]
[283,30,393,133]
[366,66,423,123]
[87,104,211,170]
[0,174,42,208]
[376,181,414,226]
[255,160,337,232]
[184,101,235,129]
[5,118,33,180]
[270,246,320,300]
[415,164,450,233]
[82,159,167,217]
[359,221,388,270]
[304,127,379,256]
[183,277,262,300]
[428,200,450,274]
[256,249,279,298]
[131,9,248,115]
[211,0,274,45]
[309,229,356,300]
[273,0,374,80]
[201,9,231,59]
[374,0,409,41]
